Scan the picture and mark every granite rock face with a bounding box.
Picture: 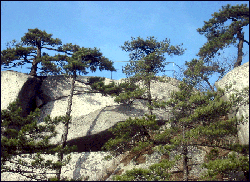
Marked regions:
[1,71,42,117]
[215,62,249,145]
[1,65,249,181]
[1,71,180,180]
[38,75,178,146]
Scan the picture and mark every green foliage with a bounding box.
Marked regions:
[1,100,56,163]
[121,36,185,76]
[165,79,246,145]
[120,36,185,113]
[90,80,123,96]
[165,79,248,180]
[21,28,62,47]
[154,127,179,144]
[103,155,113,161]
[206,148,220,161]
[113,157,177,181]
[201,152,249,181]
[113,168,152,181]
[197,4,249,59]
[197,4,249,68]
[88,76,105,84]
[63,47,116,76]
[114,83,145,104]
[104,75,249,180]
[140,79,248,180]
[132,141,153,152]
[88,77,145,104]
[1,100,76,180]
[102,114,159,154]
[228,144,249,155]
[183,59,226,91]
[1,28,64,76]
[56,45,116,181]
[184,4,249,91]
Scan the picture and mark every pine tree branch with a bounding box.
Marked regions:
[42,46,73,55]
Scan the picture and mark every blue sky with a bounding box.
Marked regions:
[1,1,249,86]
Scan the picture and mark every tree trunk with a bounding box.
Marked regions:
[203,77,214,92]
[182,123,188,181]
[234,29,244,68]
[56,71,76,180]
[146,78,153,115]
[183,145,188,181]
[29,60,39,76]
[30,42,41,76]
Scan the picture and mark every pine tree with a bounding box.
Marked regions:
[1,28,66,76]
[88,77,141,100]
[154,79,248,181]
[1,99,70,180]
[119,36,185,115]
[103,78,249,181]
[197,4,249,68]
[54,44,116,180]
[183,58,226,91]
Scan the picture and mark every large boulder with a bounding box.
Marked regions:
[215,62,249,145]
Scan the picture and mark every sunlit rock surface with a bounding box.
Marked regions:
[1,65,248,180]
[215,61,249,145]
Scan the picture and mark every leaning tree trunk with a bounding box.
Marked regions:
[56,71,76,180]
[234,29,244,68]
[30,42,41,76]
[203,76,214,92]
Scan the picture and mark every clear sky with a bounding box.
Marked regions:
[1,1,249,86]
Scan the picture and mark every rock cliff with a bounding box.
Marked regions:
[1,62,249,180]
[1,71,179,180]
[215,61,249,145]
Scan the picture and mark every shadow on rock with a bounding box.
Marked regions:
[66,127,115,152]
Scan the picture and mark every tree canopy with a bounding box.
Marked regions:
[118,36,185,114]
[1,28,65,76]
[121,36,185,77]
[197,4,249,68]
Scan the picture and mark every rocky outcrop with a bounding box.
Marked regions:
[38,75,178,146]
[1,64,249,181]
[1,71,180,180]
[215,62,249,145]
